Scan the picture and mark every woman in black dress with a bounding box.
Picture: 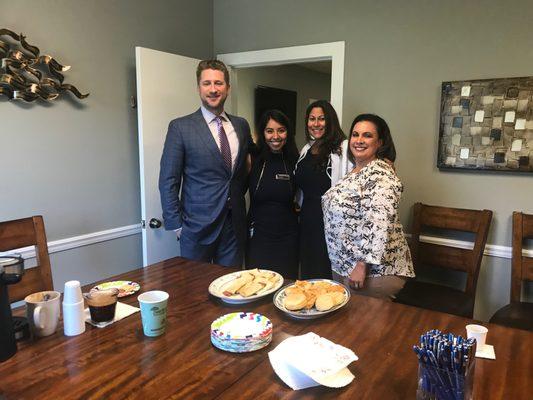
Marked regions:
[246,110,299,279]
[294,100,347,279]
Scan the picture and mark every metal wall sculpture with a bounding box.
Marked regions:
[0,28,89,102]
[438,76,533,172]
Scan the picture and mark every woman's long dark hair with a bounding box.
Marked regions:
[305,100,345,167]
[347,113,396,165]
[255,109,299,163]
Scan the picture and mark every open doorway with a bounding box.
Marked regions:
[218,41,345,148]
[231,61,331,148]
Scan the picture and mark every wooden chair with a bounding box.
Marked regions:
[490,212,533,331]
[394,203,492,318]
[0,216,53,302]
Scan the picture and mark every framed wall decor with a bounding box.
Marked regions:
[437,76,533,172]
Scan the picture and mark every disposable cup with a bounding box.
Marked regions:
[62,300,86,336]
[466,324,488,349]
[138,291,169,337]
[63,280,83,304]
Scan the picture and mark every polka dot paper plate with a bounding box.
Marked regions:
[211,312,273,353]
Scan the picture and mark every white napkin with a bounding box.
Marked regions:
[268,332,358,390]
[475,344,496,360]
[84,301,140,328]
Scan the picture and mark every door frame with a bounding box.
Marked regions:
[218,41,345,124]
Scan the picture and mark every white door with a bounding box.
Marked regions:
[135,47,199,266]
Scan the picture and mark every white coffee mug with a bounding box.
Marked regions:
[25,291,61,338]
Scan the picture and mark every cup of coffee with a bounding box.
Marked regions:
[83,289,119,326]
[25,291,61,338]
[138,290,169,337]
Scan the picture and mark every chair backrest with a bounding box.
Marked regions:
[0,216,53,302]
[410,203,493,295]
[511,212,533,302]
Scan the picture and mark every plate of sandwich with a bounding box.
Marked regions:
[273,279,350,319]
[208,269,284,304]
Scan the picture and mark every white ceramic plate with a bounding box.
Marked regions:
[208,270,284,304]
[273,279,350,319]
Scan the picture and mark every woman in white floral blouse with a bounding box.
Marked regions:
[322,114,414,299]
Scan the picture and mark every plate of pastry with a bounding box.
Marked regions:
[273,279,350,319]
[91,281,140,298]
[208,269,284,304]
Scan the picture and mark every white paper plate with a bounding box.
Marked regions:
[211,312,273,353]
[273,279,350,319]
[208,269,284,304]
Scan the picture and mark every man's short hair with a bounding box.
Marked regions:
[196,59,230,85]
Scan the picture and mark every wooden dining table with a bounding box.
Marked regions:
[1,257,531,399]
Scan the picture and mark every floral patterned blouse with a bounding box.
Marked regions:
[321,159,414,278]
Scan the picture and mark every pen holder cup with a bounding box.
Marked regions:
[416,359,475,400]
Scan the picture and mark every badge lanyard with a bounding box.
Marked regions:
[254,152,291,195]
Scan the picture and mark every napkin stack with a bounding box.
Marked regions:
[268,332,358,390]
[475,344,496,359]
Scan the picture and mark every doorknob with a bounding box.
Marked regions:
[149,218,162,229]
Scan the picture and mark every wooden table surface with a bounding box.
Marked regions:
[1,257,531,399]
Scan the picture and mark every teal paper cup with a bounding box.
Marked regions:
[138,290,169,337]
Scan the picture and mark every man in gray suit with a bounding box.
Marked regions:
[159,59,252,267]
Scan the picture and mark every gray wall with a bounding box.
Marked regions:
[1,0,213,289]
[214,0,533,321]
[234,65,330,148]
[3,0,531,320]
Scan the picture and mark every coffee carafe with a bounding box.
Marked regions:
[0,255,24,362]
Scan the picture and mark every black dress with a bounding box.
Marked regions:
[294,150,332,279]
[246,152,299,279]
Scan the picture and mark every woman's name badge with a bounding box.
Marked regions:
[276,174,290,181]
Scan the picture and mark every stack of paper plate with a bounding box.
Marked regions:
[211,312,272,353]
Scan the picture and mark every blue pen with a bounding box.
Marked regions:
[413,346,430,393]
[427,349,453,400]
[439,342,456,396]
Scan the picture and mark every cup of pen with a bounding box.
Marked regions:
[414,329,476,400]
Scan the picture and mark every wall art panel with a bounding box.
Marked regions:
[438,76,533,172]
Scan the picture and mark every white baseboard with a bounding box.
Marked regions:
[1,224,142,260]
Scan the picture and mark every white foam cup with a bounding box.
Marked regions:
[62,300,86,336]
[63,280,83,304]
[62,280,86,336]
[465,324,488,349]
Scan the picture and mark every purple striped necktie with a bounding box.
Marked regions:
[215,116,232,170]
